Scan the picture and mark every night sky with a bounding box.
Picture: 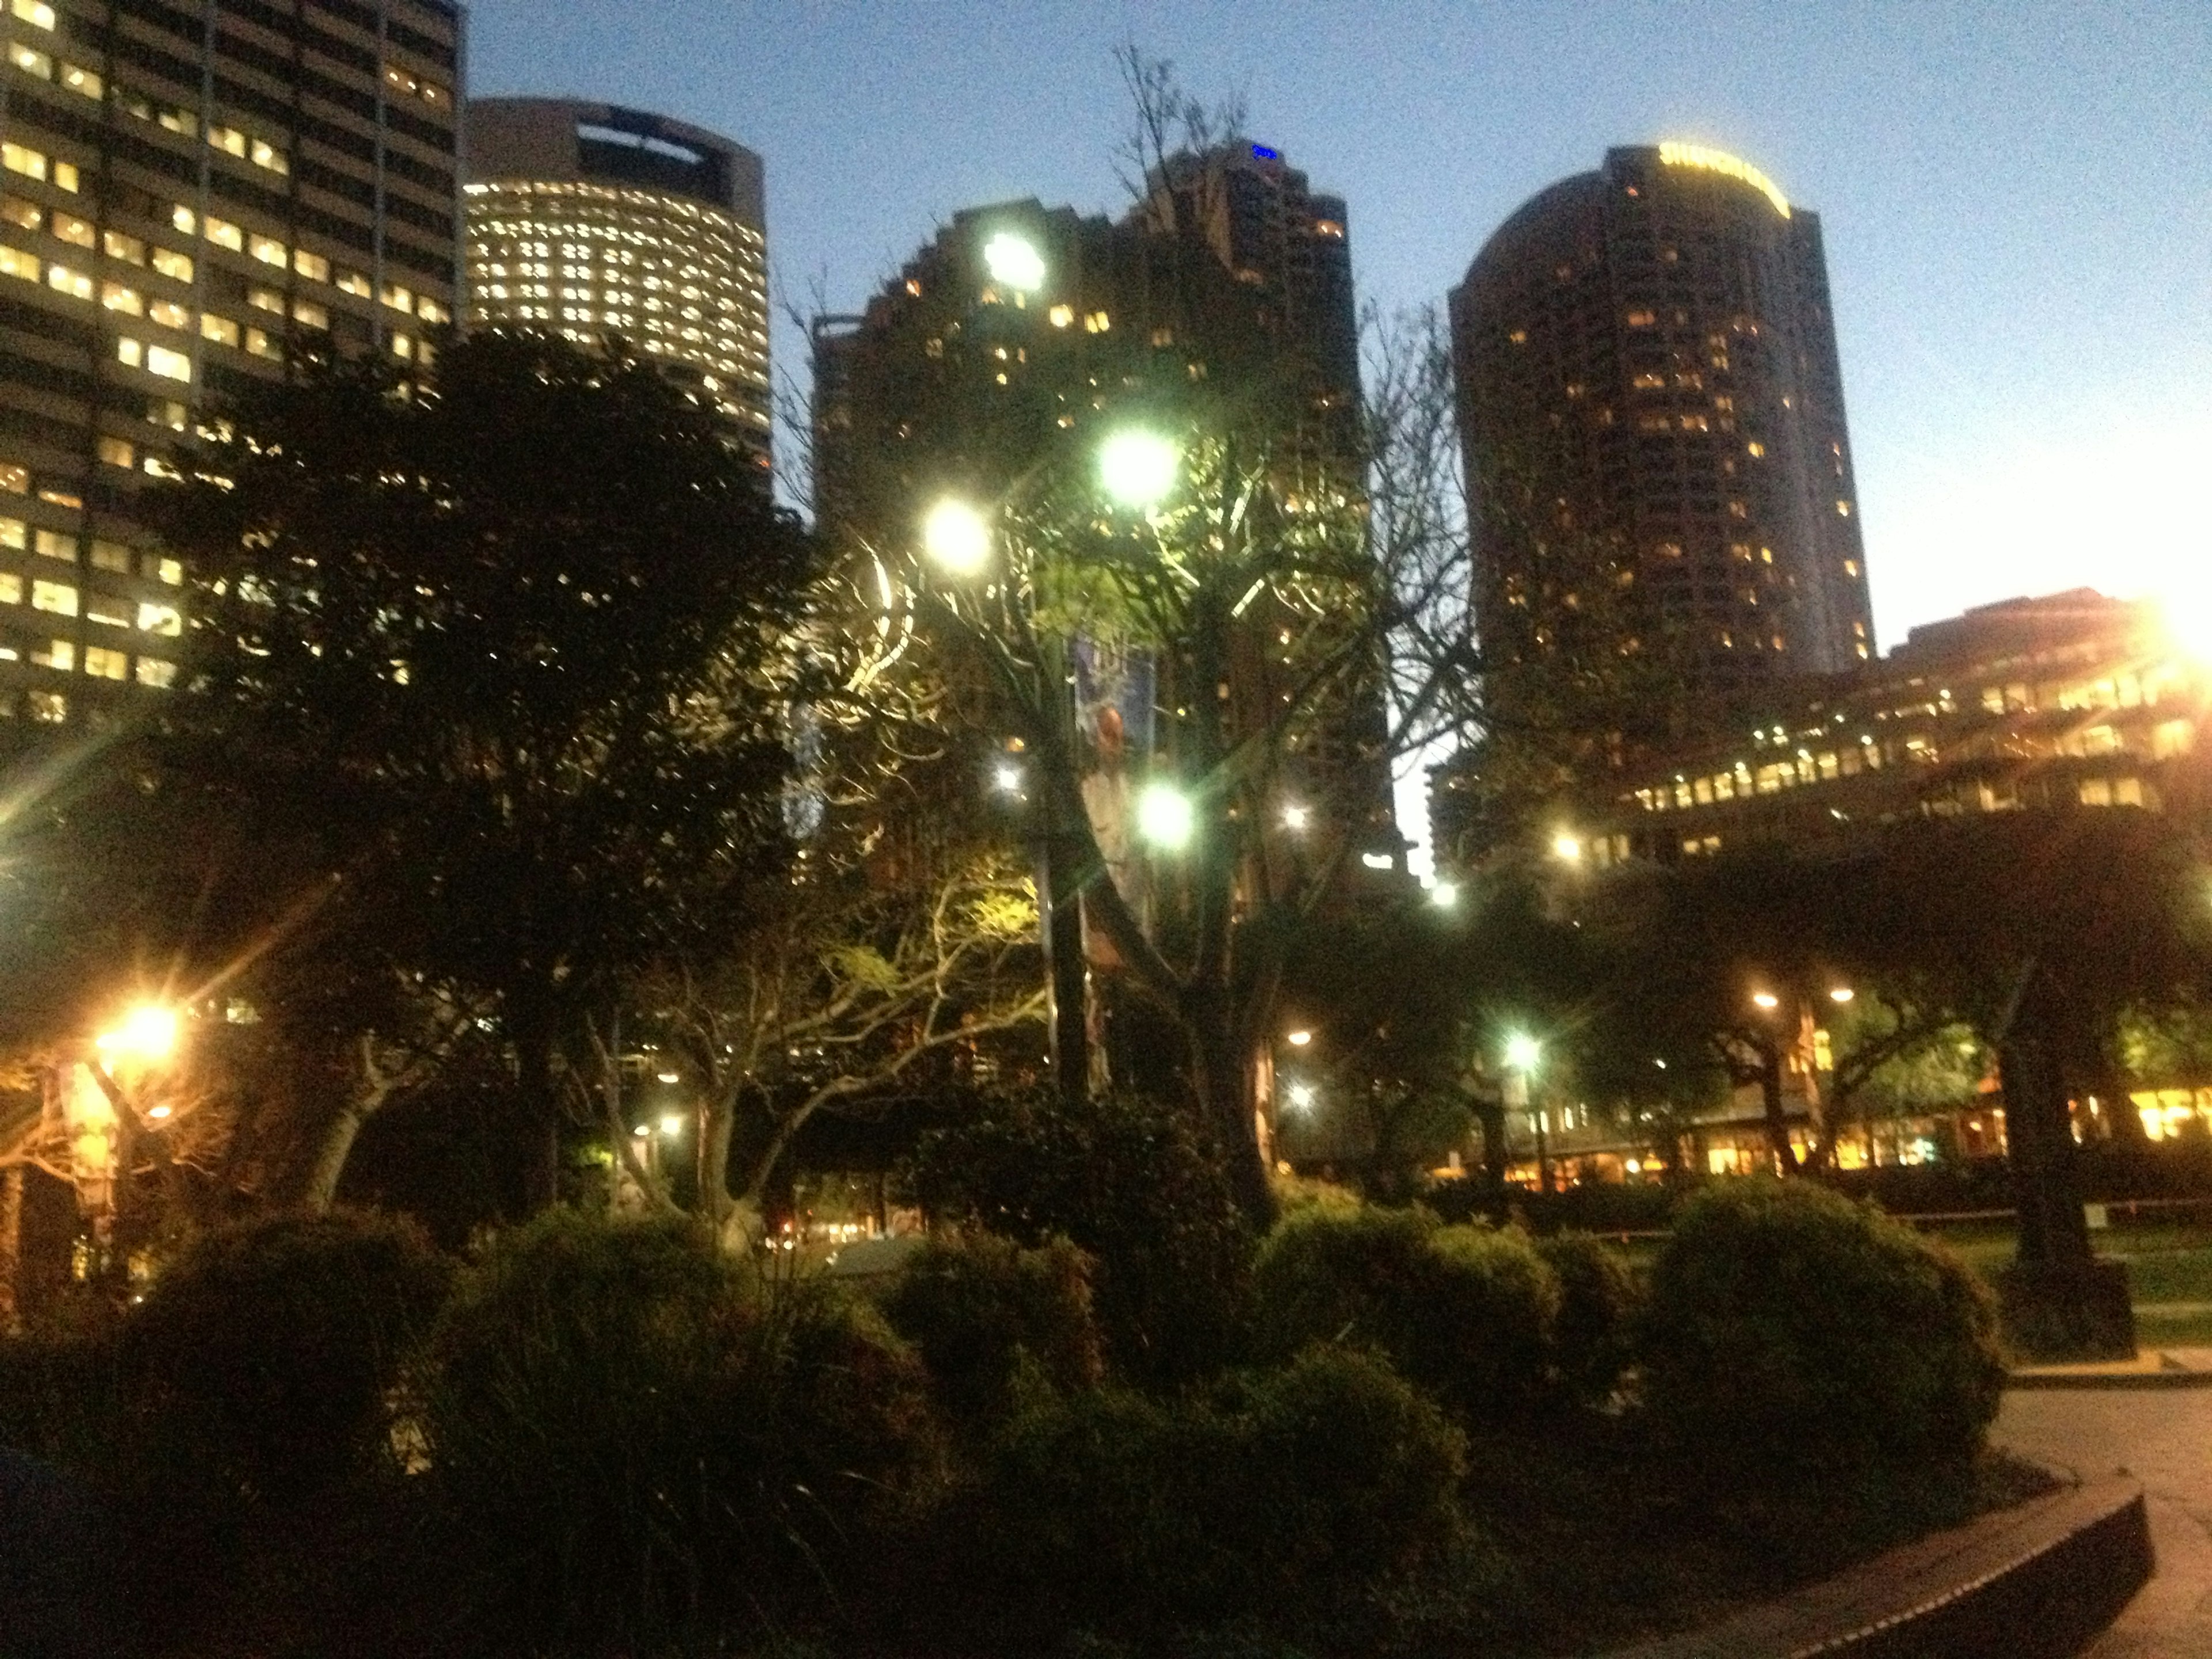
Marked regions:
[466,0,2212,654]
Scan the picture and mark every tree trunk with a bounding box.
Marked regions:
[1186,986,1274,1230]
[2001,1029,2093,1267]
[1757,1044,1801,1175]
[1039,830,1093,1107]
[0,1166,22,1337]
[301,1107,366,1214]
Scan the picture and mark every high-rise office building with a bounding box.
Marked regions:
[813,142,1358,544]
[1449,143,1872,717]
[464,99,770,477]
[0,0,464,727]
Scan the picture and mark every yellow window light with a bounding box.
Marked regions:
[1657,142,1791,219]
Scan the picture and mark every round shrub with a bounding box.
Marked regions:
[1533,1231,1639,1406]
[119,1210,450,1498]
[881,1233,1104,1433]
[422,1210,937,1652]
[1640,1179,2003,1469]
[971,1347,1464,1641]
[1252,1205,1559,1422]
[907,1088,1251,1387]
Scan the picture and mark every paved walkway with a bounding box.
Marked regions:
[1998,1387,2212,1657]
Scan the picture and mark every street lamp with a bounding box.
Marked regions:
[1551,833,1585,863]
[1830,986,1856,1005]
[1751,991,1782,1012]
[1286,1029,1313,1048]
[993,763,1024,794]
[1098,429,1179,512]
[1286,1081,1317,1112]
[1503,1032,1548,1192]
[982,231,1046,293]
[1137,781,1195,850]
[97,1004,178,1063]
[1430,880,1461,911]
[1281,804,1311,832]
[922,497,992,577]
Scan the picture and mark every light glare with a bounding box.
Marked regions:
[982,232,1046,293]
[1098,430,1179,510]
[1752,991,1782,1011]
[1430,881,1461,910]
[1505,1033,1542,1073]
[98,1004,179,1061]
[1286,1030,1313,1048]
[922,498,991,576]
[1137,782,1195,850]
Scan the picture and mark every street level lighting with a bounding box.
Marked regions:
[1830,986,1856,1004]
[922,498,992,577]
[1137,781,1195,850]
[1551,833,1585,863]
[1286,1029,1313,1048]
[1098,430,1179,511]
[658,1113,685,1138]
[1286,1082,1317,1112]
[993,763,1024,794]
[1505,1032,1543,1073]
[1430,881,1461,911]
[982,231,1046,293]
[1281,804,1310,832]
[1751,991,1781,1012]
[97,1004,178,1063]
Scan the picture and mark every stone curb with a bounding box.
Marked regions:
[1601,1475,2149,1658]
[2009,1366,2212,1391]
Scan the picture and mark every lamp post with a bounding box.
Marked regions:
[1504,1032,1548,1194]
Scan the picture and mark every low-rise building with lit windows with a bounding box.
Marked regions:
[0,0,464,728]
[463,98,770,478]
[1554,589,2203,871]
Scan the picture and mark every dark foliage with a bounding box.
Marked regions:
[949,1347,1466,1644]
[1252,1205,1559,1422]
[881,1232,1104,1434]
[421,1210,938,1654]
[1641,1179,2005,1470]
[907,1087,1253,1386]
[1534,1230,1641,1406]
[118,1210,449,1499]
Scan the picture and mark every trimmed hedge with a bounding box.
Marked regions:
[1252,1206,1559,1422]
[967,1346,1467,1638]
[422,1211,938,1653]
[1640,1179,2005,1469]
[118,1210,450,1498]
[882,1232,1104,1433]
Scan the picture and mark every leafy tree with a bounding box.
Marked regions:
[139,333,821,1207]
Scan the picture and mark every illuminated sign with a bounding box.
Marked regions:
[1657,142,1791,219]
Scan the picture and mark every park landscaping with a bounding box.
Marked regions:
[0,1130,2039,1659]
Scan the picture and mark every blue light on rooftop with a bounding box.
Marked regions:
[1251,145,1280,161]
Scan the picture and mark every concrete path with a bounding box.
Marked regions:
[1998,1388,2212,1657]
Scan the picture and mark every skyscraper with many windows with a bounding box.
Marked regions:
[1449,143,1872,717]
[464,99,770,478]
[0,0,463,726]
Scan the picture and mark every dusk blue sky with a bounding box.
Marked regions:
[468,0,2212,654]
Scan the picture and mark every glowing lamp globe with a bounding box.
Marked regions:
[921,498,991,577]
[1137,782,1196,850]
[1099,430,1179,511]
[982,232,1046,293]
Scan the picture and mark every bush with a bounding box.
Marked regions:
[965,1347,1464,1641]
[118,1210,450,1499]
[0,1338,120,1469]
[422,1210,937,1653]
[907,1088,1252,1387]
[1533,1231,1639,1406]
[881,1233,1103,1433]
[1252,1206,1558,1422]
[1639,1179,2004,1470]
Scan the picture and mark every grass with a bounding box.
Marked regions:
[1927,1219,2212,1346]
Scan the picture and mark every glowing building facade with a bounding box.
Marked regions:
[464,99,770,476]
[0,0,464,727]
[1449,143,1873,717]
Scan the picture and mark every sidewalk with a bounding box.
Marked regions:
[1996,1387,2212,1657]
